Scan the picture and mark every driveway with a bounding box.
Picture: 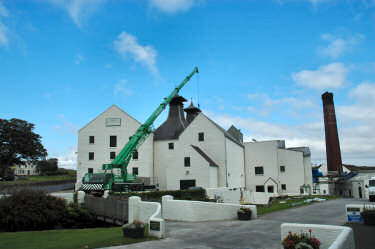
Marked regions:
[105,198,367,249]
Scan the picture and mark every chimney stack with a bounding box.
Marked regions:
[322,92,343,173]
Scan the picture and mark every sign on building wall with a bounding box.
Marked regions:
[106,118,121,127]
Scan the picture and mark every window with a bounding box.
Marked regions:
[198,132,204,141]
[88,168,93,173]
[110,152,116,160]
[168,143,174,150]
[184,157,190,167]
[133,151,138,160]
[281,184,286,190]
[280,166,285,172]
[255,166,264,175]
[110,136,117,147]
[180,180,196,190]
[89,152,94,160]
[89,136,95,144]
[268,185,274,193]
[132,167,138,175]
[256,185,265,192]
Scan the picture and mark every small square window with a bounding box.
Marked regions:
[132,167,138,175]
[110,152,116,160]
[169,143,174,150]
[198,132,204,141]
[89,136,95,144]
[256,185,265,192]
[133,151,138,160]
[268,185,274,193]
[88,168,93,173]
[281,184,286,190]
[89,152,94,160]
[280,166,285,172]
[184,157,190,167]
[255,166,264,175]
[110,136,117,147]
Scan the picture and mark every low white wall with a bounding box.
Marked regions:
[162,195,257,222]
[281,223,355,249]
[128,196,165,238]
[50,191,85,204]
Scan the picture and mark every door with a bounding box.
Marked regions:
[180,180,196,190]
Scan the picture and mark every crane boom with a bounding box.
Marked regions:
[102,67,199,184]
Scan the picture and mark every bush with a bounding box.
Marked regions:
[62,203,94,229]
[0,189,94,232]
[110,188,208,202]
[282,230,321,249]
[0,189,67,232]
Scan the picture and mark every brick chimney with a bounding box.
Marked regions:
[322,92,343,173]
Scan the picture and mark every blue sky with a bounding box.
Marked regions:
[1,0,374,168]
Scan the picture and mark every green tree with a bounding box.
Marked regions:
[37,158,58,175]
[0,118,47,176]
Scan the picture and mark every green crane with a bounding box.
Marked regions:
[81,67,199,194]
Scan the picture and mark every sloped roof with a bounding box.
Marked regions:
[191,145,218,167]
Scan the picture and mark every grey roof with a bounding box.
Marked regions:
[227,125,243,143]
[191,145,218,167]
[154,94,188,141]
[287,147,311,156]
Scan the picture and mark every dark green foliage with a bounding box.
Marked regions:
[110,188,208,202]
[0,189,94,232]
[0,118,47,177]
[62,203,94,229]
[0,189,67,232]
[37,158,58,175]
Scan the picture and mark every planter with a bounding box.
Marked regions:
[122,227,145,238]
[237,211,251,220]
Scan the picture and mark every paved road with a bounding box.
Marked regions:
[106,198,367,249]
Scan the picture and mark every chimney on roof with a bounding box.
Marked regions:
[184,101,201,124]
[154,94,188,140]
[322,92,343,173]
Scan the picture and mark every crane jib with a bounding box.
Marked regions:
[101,67,199,184]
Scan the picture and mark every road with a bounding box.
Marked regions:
[105,198,367,249]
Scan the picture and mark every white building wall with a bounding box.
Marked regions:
[278,149,306,195]
[225,138,245,188]
[303,155,313,193]
[244,141,278,194]
[77,105,153,184]
[14,162,39,176]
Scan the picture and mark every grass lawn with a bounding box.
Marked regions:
[0,174,76,186]
[257,195,339,216]
[0,227,158,249]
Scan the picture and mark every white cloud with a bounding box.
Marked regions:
[292,63,348,90]
[55,114,79,135]
[0,1,9,46]
[47,0,106,27]
[114,31,158,74]
[149,0,196,13]
[114,79,133,98]
[75,53,84,64]
[56,146,77,169]
[318,33,364,58]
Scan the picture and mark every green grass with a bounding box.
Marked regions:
[0,174,76,186]
[0,227,158,249]
[257,195,339,216]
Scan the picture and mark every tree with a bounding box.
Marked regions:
[37,158,58,175]
[0,118,47,176]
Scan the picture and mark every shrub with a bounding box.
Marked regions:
[62,203,94,229]
[0,189,67,232]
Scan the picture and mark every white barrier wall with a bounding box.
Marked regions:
[128,196,165,238]
[281,223,355,249]
[50,191,85,204]
[162,195,257,222]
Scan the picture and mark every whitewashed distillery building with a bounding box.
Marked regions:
[76,95,313,200]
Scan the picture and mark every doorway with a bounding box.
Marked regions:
[180,180,196,190]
